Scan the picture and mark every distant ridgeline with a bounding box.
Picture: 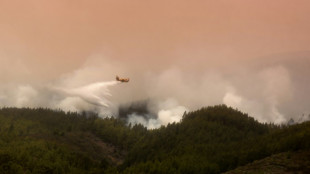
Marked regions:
[0,105,309,174]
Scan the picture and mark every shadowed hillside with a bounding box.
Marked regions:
[224,150,310,174]
[0,106,309,173]
[0,108,145,173]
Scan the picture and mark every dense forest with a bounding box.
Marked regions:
[0,105,309,173]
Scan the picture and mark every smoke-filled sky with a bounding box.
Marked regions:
[1,0,310,127]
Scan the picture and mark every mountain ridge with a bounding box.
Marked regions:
[0,105,309,173]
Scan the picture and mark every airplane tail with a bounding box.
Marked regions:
[116,75,120,81]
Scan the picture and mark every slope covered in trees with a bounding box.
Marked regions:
[0,105,309,173]
[122,105,310,173]
[224,150,310,174]
[0,108,145,173]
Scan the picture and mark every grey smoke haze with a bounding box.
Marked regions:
[0,53,309,128]
[1,1,310,129]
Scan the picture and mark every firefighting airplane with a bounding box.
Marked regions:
[116,75,129,82]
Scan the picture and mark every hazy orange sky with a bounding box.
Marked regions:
[1,0,310,124]
[1,0,310,79]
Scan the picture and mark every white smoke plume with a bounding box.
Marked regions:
[222,65,293,124]
[0,54,309,128]
[157,98,188,126]
[127,114,161,129]
[125,98,188,129]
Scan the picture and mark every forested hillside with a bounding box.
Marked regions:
[224,150,310,174]
[0,105,309,173]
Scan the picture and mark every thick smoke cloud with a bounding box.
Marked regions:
[121,99,188,129]
[0,54,309,128]
[1,1,310,129]
[222,65,293,123]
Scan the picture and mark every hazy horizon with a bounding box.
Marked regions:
[1,0,310,128]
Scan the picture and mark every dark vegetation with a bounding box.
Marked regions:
[224,150,310,174]
[0,105,309,173]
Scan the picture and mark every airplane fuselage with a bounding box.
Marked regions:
[116,76,129,82]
